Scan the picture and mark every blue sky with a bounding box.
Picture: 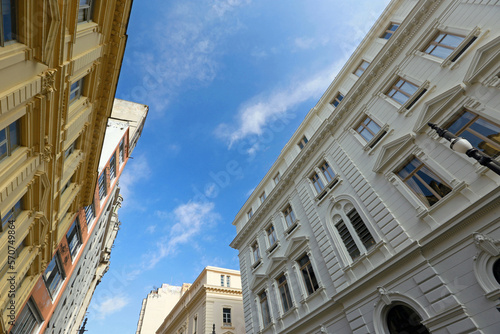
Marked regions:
[85,0,390,332]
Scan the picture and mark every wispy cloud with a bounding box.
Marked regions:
[214,58,345,147]
[145,201,220,268]
[93,295,129,319]
[119,155,151,204]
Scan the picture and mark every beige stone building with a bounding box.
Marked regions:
[230,0,500,333]
[0,0,134,332]
[141,267,245,334]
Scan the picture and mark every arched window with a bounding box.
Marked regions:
[386,304,430,334]
[493,258,500,285]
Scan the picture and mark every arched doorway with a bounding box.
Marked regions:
[386,303,430,334]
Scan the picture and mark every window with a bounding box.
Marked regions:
[259,290,271,327]
[310,172,324,193]
[85,203,95,225]
[109,153,117,180]
[64,140,77,160]
[424,32,465,59]
[356,116,387,148]
[226,275,230,287]
[193,316,198,334]
[298,254,319,295]
[320,161,335,183]
[298,135,308,150]
[43,253,64,299]
[277,274,293,313]
[266,225,277,248]
[1,198,21,230]
[66,218,82,258]
[252,241,261,265]
[61,176,73,195]
[259,192,266,204]
[331,93,344,108]
[283,205,296,228]
[221,275,225,287]
[336,208,375,260]
[386,304,430,334]
[247,208,253,219]
[0,0,17,46]
[78,0,93,23]
[69,78,85,104]
[397,157,452,207]
[386,78,419,105]
[10,299,43,334]
[381,23,399,40]
[119,138,125,164]
[223,308,231,326]
[354,60,370,77]
[444,110,500,158]
[98,172,107,200]
[273,172,281,185]
[493,259,500,285]
[0,119,20,162]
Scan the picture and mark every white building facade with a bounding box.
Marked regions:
[230,0,500,333]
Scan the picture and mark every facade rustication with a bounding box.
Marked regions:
[230,0,500,333]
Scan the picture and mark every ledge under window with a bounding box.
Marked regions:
[266,242,280,255]
[284,221,300,239]
[252,259,262,271]
[300,285,325,304]
[277,305,297,321]
[315,176,342,204]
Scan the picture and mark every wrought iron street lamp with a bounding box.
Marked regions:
[427,122,500,175]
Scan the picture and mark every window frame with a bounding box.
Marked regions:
[10,298,43,334]
[273,172,281,185]
[266,224,278,251]
[78,0,94,23]
[0,119,21,163]
[43,252,65,299]
[297,254,319,296]
[381,22,399,40]
[251,241,261,267]
[85,202,95,226]
[330,92,344,108]
[64,140,77,160]
[276,273,293,313]
[310,172,324,193]
[259,191,266,204]
[282,204,297,230]
[297,135,308,150]
[222,307,231,326]
[423,31,465,59]
[119,138,125,164]
[385,76,427,111]
[259,290,271,328]
[0,0,17,47]
[69,77,85,105]
[354,60,370,77]
[66,217,82,259]
[109,152,117,180]
[1,197,22,231]
[226,275,230,287]
[247,208,253,220]
[98,171,107,200]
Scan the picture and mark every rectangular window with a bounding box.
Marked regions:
[381,23,399,40]
[336,220,360,260]
[43,253,64,299]
[1,198,21,230]
[259,291,271,327]
[69,78,85,104]
[61,177,72,195]
[386,78,419,105]
[78,0,93,23]
[85,203,95,225]
[397,157,452,207]
[119,138,125,164]
[277,274,293,312]
[10,299,43,334]
[193,316,197,334]
[298,135,308,150]
[266,225,277,248]
[348,208,375,251]
[109,153,117,180]
[444,110,500,158]
[252,242,260,264]
[354,60,370,77]
[356,116,384,146]
[64,140,77,160]
[331,93,344,108]
[223,308,231,325]
[226,275,230,287]
[320,161,335,183]
[310,172,324,193]
[98,172,107,200]
[247,208,253,219]
[298,254,319,295]
[259,192,266,204]
[283,205,296,228]
[424,32,465,59]
[273,172,281,185]
[0,0,17,46]
[221,275,224,287]
[0,119,20,162]
[66,218,82,258]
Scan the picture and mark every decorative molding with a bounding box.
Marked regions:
[474,232,500,256]
[40,69,58,95]
[373,133,415,173]
[464,35,500,84]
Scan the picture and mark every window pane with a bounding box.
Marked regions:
[360,129,373,141]
[397,158,420,179]
[366,119,381,134]
[2,0,16,42]
[400,81,418,96]
[447,111,474,134]
[469,118,500,155]
[417,165,451,199]
[441,34,463,48]
[430,45,454,59]
[391,91,408,104]
[9,120,20,149]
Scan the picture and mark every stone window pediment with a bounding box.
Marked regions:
[464,35,500,84]
[373,133,415,173]
[284,236,309,258]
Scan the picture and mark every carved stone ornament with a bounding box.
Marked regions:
[473,232,500,257]
[320,325,328,333]
[41,144,53,162]
[41,69,57,94]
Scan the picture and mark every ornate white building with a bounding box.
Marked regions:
[230,0,500,333]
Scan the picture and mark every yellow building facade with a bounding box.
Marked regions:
[0,0,133,332]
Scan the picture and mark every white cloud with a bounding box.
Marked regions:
[93,295,129,319]
[215,58,346,147]
[145,201,220,268]
[146,225,157,234]
[119,155,151,205]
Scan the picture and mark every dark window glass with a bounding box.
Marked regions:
[347,209,375,251]
[277,274,293,312]
[493,259,500,285]
[382,23,399,40]
[66,219,81,258]
[1,0,17,45]
[336,220,360,260]
[386,304,430,334]
[259,291,271,327]
[223,308,231,324]
[298,254,319,295]
[43,254,64,298]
